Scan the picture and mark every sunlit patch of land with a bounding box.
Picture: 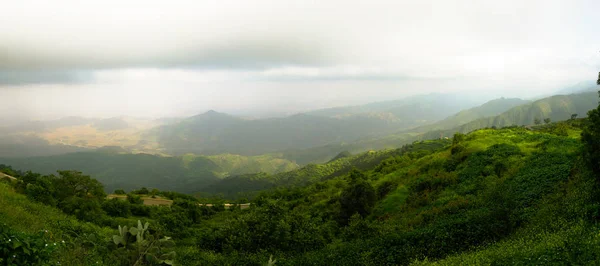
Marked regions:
[25,118,164,153]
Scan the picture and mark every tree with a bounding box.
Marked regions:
[582,90,600,176]
[127,193,144,205]
[534,117,541,125]
[597,71,600,85]
[571,114,578,120]
[54,170,105,201]
[25,176,57,207]
[544,118,551,124]
[339,169,376,224]
[114,189,126,195]
[136,187,150,195]
[102,198,132,217]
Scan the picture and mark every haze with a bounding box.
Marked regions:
[1,0,599,120]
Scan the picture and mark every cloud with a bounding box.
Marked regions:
[0,0,598,88]
[255,66,463,82]
[0,70,94,86]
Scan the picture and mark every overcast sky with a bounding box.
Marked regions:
[0,0,599,120]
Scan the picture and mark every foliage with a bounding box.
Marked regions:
[582,91,600,176]
[112,220,176,266]
[0,150,297,194]
[103,198,132,218]
[1,119,600,265]
[0,225,60,265]
[339,169,376,224]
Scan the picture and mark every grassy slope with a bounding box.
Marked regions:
[0,182,116,265]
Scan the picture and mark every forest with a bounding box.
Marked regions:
[1,89,600,265]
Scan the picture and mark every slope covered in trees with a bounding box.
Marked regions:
[199,140,449,199]
[416,97,530,132]
[2,116,599,265]
[0,151,297,193]
[413,91,599,139]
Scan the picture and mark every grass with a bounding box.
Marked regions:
[0,182,70,233]
[412,221,600,265]
[376,185,409,214]
[0,181,117,265]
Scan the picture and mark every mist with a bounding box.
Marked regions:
[1,0,599,121]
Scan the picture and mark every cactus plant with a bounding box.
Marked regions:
[112,225,130,246]
[112,220,176,265]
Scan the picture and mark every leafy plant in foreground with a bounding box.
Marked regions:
[112,220,175,266]
[0,225,60,265]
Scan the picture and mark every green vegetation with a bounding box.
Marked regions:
[0,151,297,193]
[417,97,530,132]
[418,91,599,140]
[198,140,448,199]
[1,90,600,265]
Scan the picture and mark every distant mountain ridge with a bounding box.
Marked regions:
[415,97,531,132]
[419,91,599,139]
[149,93,490,156]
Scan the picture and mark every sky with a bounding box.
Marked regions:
[0,0,599,120]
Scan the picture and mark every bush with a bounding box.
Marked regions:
[0,225,60,265]
[103,198,132,218]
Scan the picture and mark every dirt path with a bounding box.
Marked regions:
[106,194,251,209]
[0,172,17,181]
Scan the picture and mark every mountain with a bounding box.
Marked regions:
[0,151,297,193]
[415,97,530,132]
[150,110,400,156]
[307,92,486,126]
[419,91,599,139]
[150,94,488,157]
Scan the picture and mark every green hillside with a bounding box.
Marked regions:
[0,181,117,265]
[200,140,449,198]
[451,92,596,132]
[0,151,297,193]
[2,117,600,265]
[417,97,530,131]
[408,91,596,139]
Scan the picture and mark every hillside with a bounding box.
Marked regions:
[0,151,297,193]
[416,97,530,132]
[407,91,597,139]
[200,140,449,198]
[149,110,402,156]
[276,97,530,164]
[2,118,599,265]
[148,93,489,157]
